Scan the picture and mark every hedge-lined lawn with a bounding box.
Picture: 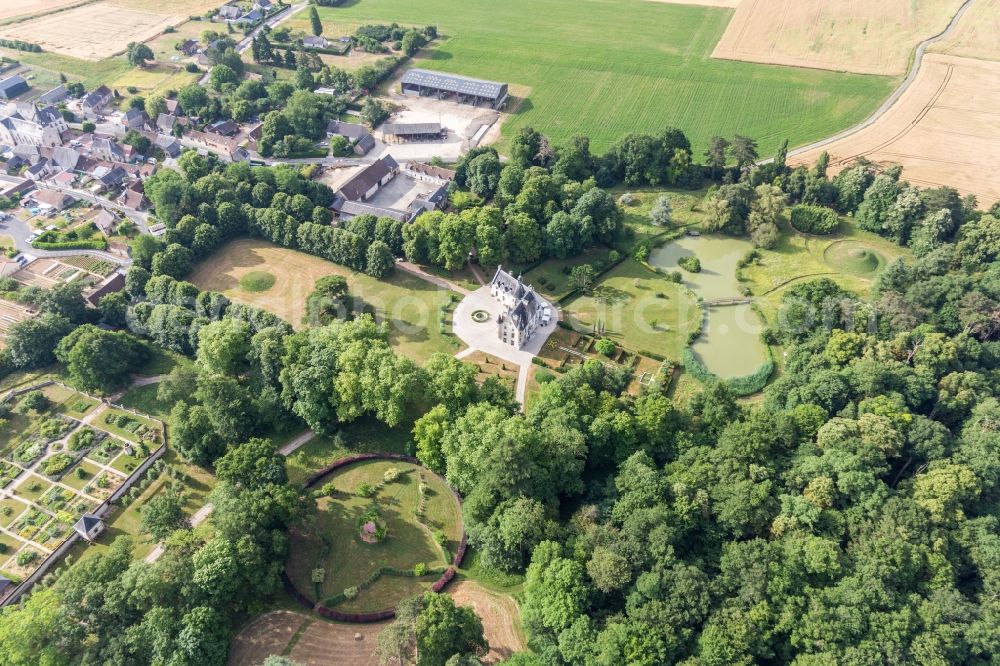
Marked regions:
[519,247,612,302]
[285,417,413,487]
[13,475,53,504]
[96,408,163,445]
[741,219,907,323]
[0,497,29,528]
[287,459,462,612]
[562,259,701,361]
[190,239,460,362]
[322,0,895,155]
[62,460,103,493]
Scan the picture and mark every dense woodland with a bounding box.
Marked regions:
[0,117,998,664]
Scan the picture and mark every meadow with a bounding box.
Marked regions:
[319,0,896,155]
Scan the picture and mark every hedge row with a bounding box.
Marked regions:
[790,204,839,235]
[682,348,774,397]
[32,240,107,251]
[286,454,467,623]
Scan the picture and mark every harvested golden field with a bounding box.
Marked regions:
[930,0,1000,62]
[791,54,1000,207]
[0,0,88,23]
[712,0,965,75]
[0,2,180,60]
[107,0,226,14]
[450,581,526,664]
[645,0,738,6]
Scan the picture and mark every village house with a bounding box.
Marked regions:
[117,181,148,210]
[90,137,126,163]
[217,4,242,20]
[91,208,118,235]
[34,188,76,211]
[157,113,177,133]
[121,108,147,130]
[303,36,329,49]
[180,39,200,56]
[82,85,113,113]
[326,120,375,155]
[490,267,546,348]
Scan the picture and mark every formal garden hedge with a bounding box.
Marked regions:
[682,347,775,397]
[790,205,840,235]
[288,453,468,623]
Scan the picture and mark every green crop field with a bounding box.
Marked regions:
[320,0,895,155]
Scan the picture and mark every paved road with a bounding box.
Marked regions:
[782,0,978,160]
[236,3,308,55]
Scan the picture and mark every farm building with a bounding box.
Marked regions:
[380,122,444,144]
[326,120,375,155]
[404,161,456,185]
[0,76,29,100]
[336,154,400,202]
[400,69,508,109]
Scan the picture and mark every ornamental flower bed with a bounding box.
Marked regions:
[357,506,387,544]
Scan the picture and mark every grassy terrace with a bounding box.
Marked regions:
[319,0,895,154]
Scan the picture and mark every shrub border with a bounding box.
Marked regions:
[285,453,467,623]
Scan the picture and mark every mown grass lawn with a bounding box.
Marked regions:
[285,416,413,487]
[286,459,462,611]
[190,239,461,362]
[562,259,702,361]
[742,218,908,324]
[119,384,173,420]
[320,0,895,155]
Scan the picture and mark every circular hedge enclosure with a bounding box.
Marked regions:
[824,241,884,275]
[285,455,465,619]
[239,271,276,292]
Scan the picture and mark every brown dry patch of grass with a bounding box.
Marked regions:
[228,610,307,666]
[0,2,180,60]
[288,616,388,666]
[450,580,526,664]
[712,0,965,76]
[791,53,1000,207]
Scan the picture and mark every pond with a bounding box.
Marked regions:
[690,303,768,378]
[650,235,769,379]
[649,235,754,301]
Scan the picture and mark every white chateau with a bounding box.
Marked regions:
[491,266,545,347]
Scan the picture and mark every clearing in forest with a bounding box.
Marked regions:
[285,459,463,613]
[712,0,965,76]
[188,239,459,361]
[450,581,526,664]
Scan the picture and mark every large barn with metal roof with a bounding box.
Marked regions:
[400,69,509,109]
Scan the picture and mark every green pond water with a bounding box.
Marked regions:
[650,235,769,378]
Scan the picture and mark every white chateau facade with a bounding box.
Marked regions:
[491,266,544,348]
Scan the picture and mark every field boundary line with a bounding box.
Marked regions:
[781,0,978,160]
